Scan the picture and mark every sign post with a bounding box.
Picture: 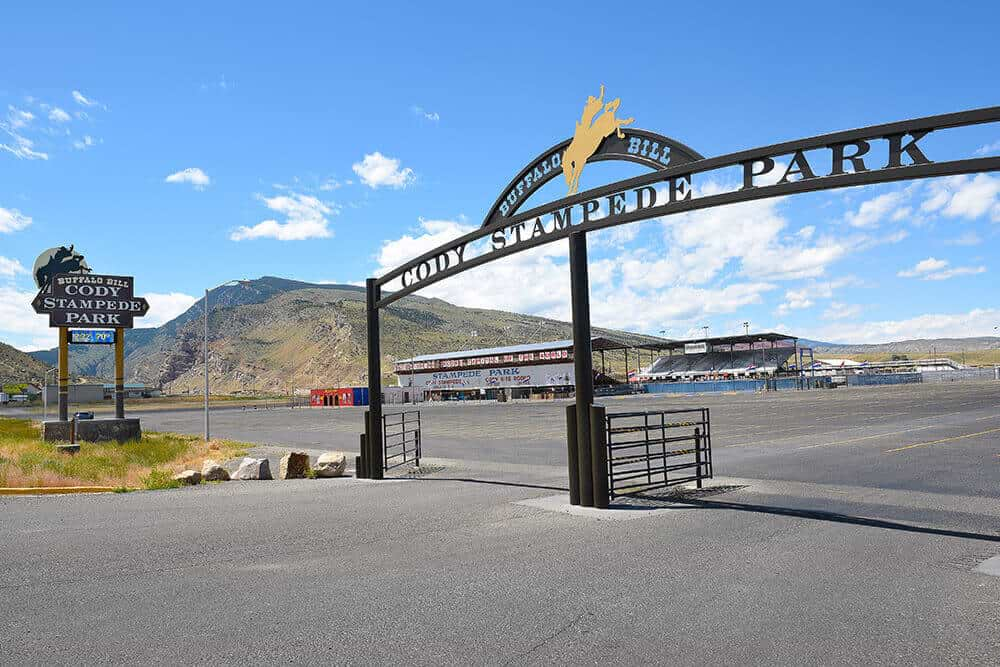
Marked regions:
[30,254,151,444]
[58,327,69,422]
[115,327,125,419]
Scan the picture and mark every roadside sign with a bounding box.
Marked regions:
[69,329,116,345]
[32,273,150,329]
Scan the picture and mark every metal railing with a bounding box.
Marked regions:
[383,410,421,471]
[605,407,712,498]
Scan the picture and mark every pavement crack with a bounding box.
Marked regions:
[502,610,594,665]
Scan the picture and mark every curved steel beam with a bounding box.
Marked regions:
[375,106,1000,309]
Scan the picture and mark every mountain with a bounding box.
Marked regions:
[806,337,1000,354]
[27,276,663,394]
[0,340,50,385]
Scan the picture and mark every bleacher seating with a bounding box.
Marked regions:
[646,349,794,377]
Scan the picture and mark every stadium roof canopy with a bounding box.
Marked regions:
[397,336,629,363]
[636,331,798,352]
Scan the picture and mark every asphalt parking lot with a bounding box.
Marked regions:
[3,381,999,664]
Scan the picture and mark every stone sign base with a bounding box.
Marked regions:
[43,419,142,444]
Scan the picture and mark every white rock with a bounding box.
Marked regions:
[233,457,273,480]
[201,459,230,482]
[314,452,347,478]
[173,470,201,485]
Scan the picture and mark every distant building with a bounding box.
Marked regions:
[42,383,162,404]
[394,337,629,401]
[43,384,104,404]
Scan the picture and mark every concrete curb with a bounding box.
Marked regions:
[0,486,120,496]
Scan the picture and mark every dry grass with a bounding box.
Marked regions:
[0,417,248,489]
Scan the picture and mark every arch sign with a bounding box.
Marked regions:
[356,89,1000,508]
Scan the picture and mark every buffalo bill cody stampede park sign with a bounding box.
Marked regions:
[355,89,1000,509]
[33,274,149,327]
[30,246,150,441]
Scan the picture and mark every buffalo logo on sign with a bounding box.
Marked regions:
[32,273,150,328]
[563,85,634,195]
[32,245,91,290]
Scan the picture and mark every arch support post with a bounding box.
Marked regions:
[365,278,384,480]
[569,232,595,506]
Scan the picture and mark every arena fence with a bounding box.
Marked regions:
[644,377,831,394]
[603,407,712,498]
[922,368,1000,383]
[383,410,421,471]
[846,373,922,386]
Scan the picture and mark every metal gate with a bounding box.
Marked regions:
[383,410,421,471]
[605,408,711,498]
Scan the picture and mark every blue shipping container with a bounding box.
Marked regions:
[352,387,369,406]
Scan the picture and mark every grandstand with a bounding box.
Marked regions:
[637,333,803,381]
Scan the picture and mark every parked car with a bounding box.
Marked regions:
[73,411,95,420]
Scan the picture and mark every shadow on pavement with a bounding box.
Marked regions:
[648,494,1000,543]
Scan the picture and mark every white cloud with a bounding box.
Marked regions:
[660,183,849,283]
[975,140,1000,155]
[411,106,440,122]
[775,288,813,316]
[774,276,861,316]
[897,256,985,281]
[231,192,336,241]
[7,106,34,129]
[806,308,1000,345]
[165,167,211,190]
[921,265,986,281]
[945,232,982,246]
[72,90,99,107]
[922,174,1000,222]
[48,107,71,123]
[140,292,198,327]
[0,206,32,233]
[822,302,862,320]
[898,257,948,277]
[0,256,26,277]
[72,135,97,151]
[844,191,906,228]
[0,285,56,351]
[591,282,777,333]
[352,152,415,189]
[374,216,778,333]
[1,108,48,160]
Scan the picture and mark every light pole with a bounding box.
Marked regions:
[43,367,57,422]
[743,321,750,337]
[204,288,210,441]
[702,325,709,339]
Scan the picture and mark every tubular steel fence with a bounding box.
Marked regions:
[604,408,712,498]
[383,410,421,471]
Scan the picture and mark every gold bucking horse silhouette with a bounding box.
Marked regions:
[562,85,634,195]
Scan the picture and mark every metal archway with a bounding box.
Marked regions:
[357,106,1000,509]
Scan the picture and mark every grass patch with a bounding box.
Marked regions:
[0,417,249,490]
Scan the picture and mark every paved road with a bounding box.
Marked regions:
[3,382,999,664]
[136,381,1000,496]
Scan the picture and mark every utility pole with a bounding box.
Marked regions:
[204,288,210,441]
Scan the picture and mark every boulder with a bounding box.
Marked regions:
[173,470,201,485]
[314,451,347,478]
[201,459,230,482]
[279,451,310,479]
[233,457,273,480]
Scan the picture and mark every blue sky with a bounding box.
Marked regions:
[1,1,998,351]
